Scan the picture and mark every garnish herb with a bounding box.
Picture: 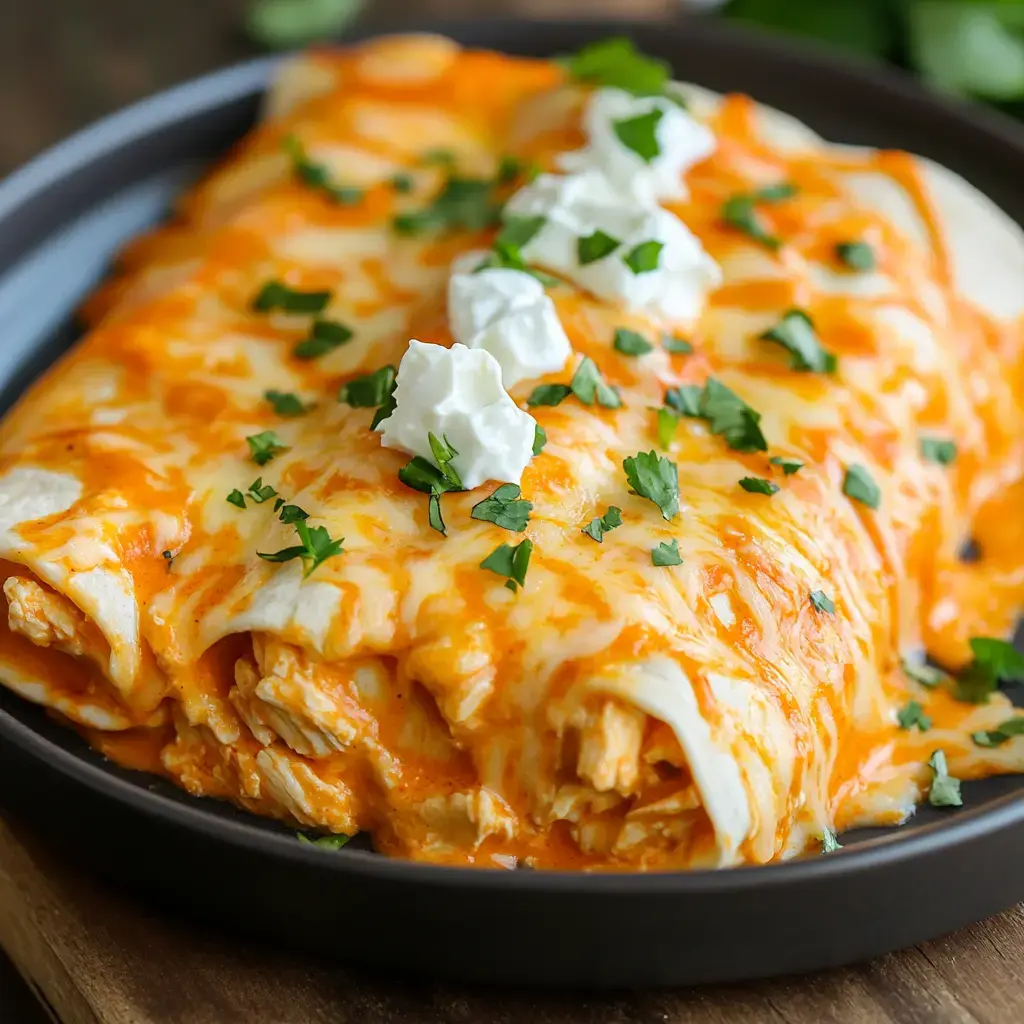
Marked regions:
[927,750,963,808]
[613,109,663,163]
[388,172,415,194]
[227,489,247,509]
[623,450,680,521]
[278,504,309,525]
[265,390,312,417]
[428,433,463,490]
[582,506,623,543]
[497,215,547,250]
[472,484,533,532]
[760,310,837,373]
[294,319,353,359]
[428,493,446,536]
[662,334,693,355]
[836,241,876,271]
[578,229,621,266]
[623,239,664,274]
[393,174,502,235]
[297,832,351,849]
[821,828,843,854]
[481,539,533,592]
[954,636,1024,703]
[572,357,621,409]
[843,464,881,509]
[664,385,703,418]
[532,424,548,457]
[897,700,932,732]
[699,379,769,453]
[657,408,679,449]
[252,281,331,315]
[284,135,362,205]
[739,477,779,496]
[651,539,683,566]
[398,435,464,536]
[420,148,455,166]
[900,657,946,689]
[338,365,396,409]
[564,36,670,96]
[972,718,1024,748]
[527,384,572,407]
[247,477,278,503]
[771,456,803,475]
[920,437,957,465]
[720,183,797,250]
[810,590,835,614]
[257,520,344,578]
[246,431,288,466]
[613,328,654,356]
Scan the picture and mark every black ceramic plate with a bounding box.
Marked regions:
[0,17,1022,989]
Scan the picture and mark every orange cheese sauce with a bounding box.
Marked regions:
[0,35,1023,870]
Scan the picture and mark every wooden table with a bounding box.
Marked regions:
[1,2,1023,1021]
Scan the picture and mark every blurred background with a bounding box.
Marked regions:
[4,0,1024,175]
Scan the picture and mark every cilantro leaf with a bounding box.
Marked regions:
[613,109,664,163]
[760,310,837,373]
[836,241,876,271]
[613,328,654,356]
[810,590,835,614]
[388,172,415,194]
[246,430,288,466]
[252,281,331,315]
[481,538,533,592]
[578,229,621,265]
[294,319,353,359]
[564,36,670,96]
[664,385,703,417]
[651,539,683,567]
[927,750,963,808]
[427,492,446,536]
[920,437,957,466]
[393,175,502,235]
[582,506,623,543]
[700,379,768,453]
[472,484,533,532]
[297,832,351,849]
[770,456,803,475]
[428,433,463,490]
[527,384,572,407]
[247,477,278,504]
[901,657,947,689]
[820,827,843,854]
[278,504,309,525]
[265,390,312,417]
[972,718,1024,748]
[257,521,344,578]
[623,450,679,521]
[739,476,779,496]
[284,135,362,205]
[622,239,664,274]
[662,334,693,355]
[338,365,396,409]
[571,357,621,409]
[721,183,796,250]
[498,215,547,249]
[227,489,247,509]
[897,700,932,732]
[532,423,547,456]
[843,464,881,509]
[657,408,679,449]
[955,636,1024,703]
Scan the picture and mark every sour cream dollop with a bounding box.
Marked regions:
[376,341,536,489]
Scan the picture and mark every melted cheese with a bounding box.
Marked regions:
[1,36,1023,871]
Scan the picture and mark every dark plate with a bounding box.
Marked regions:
[0,17,1022,989]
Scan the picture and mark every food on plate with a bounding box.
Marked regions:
[1,34,1023,870]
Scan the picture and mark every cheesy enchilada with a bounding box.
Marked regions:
[1,33,1023,870]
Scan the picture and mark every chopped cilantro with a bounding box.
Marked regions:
[294,319,353,359]
[571,357,621,409]
[481,538,533,592]
[420,148,455,166]
[720,183,796,250]
[265,390,311,417]
[498,215,547,250]
[901,657,946,689]
[770,456,803,475]
[252,281,331,315]
[920,437,957,466]
[623,450,679,521]
[297,832,351,849]
[532,423,547,456]
[392,174,501,235]
[651,539,683,566]
[739,477,779,496]
[836,241,876,271]
[810,590,835,614]
[955,636,1024,703]
[578,229,621,265]
[843,464,881,509]
[820,828,843,854]
[613,328,654,356]
[257,520,344,578]
[278,504,309,525]
[247,477,277,504]
[227,489,247,509]
[284,135,362,205]
[246,430,288,466]
[613,109,663,163]
[527,384,572,407]
[428,433,463,490]
[582,506,623,543]
[664,385,703,418]
[471,484,533,532]
[662,334,692,355]
[897,700,932,732]
[388,172,415,194]
[338,365,396,409]
[927,750,963,808]
[972,718,1024,748]
[427,493,446,536]
[700,379,768,452]
[564,36,670,96]
[760,310,837,373]
[657,408,679,449]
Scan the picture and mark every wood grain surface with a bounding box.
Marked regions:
[0,818,1022,1024]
